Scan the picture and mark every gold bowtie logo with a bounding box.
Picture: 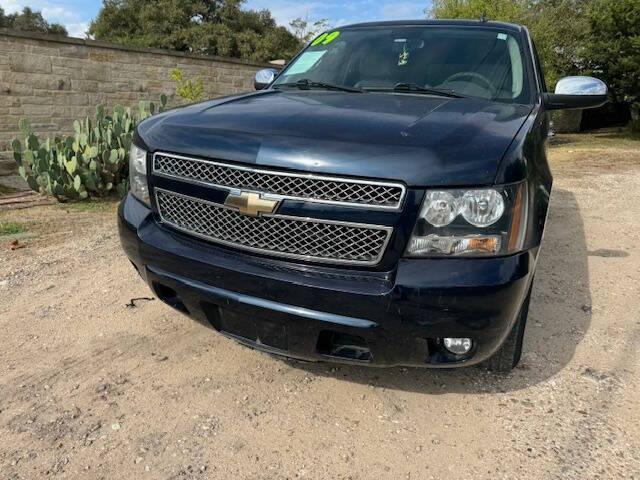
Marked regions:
[224,191,279,217]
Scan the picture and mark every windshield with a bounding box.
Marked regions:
[274,26,531,104]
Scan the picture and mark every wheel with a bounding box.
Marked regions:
[483,282,533,372]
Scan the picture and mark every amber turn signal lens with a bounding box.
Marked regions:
[406,234,501,256]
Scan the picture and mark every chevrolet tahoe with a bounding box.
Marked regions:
[118,20,607,371]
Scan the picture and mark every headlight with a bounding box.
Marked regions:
[422,191,459,227]
[129,144,149,206]
[405,183,527,257]
[460,189,504,227]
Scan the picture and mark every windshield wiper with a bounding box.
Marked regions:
[273,79,364,93]
[366,83,464,98]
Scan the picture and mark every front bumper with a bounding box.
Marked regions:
[119,194,535,368]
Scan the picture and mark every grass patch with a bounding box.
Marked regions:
[0,221,27,236]
[550,128,640,150]
[548,128,640,168]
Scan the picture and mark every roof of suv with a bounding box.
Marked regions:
[340,19,525,33]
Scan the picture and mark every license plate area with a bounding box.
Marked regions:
[204,304,288,351]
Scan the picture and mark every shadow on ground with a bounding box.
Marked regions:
[274,188,592,394]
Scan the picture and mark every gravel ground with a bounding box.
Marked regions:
[0,133,639,479]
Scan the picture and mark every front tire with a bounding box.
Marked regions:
[483,283,533,372]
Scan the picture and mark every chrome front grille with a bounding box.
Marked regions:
[155,189,392,265]
[153,152,405,210]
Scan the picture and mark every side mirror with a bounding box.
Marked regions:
[544,76,608,110]
[254,69,279,90]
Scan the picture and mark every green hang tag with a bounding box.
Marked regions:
[398,45,409,66]
[311,32,328,46]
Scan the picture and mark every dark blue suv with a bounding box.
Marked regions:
[119,20,607,371]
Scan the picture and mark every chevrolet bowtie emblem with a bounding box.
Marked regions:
[224,191,280,217]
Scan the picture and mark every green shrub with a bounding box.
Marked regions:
[12,97,166,201]
[170,68,204,103]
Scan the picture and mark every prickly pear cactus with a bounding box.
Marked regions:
[12,96,167,201]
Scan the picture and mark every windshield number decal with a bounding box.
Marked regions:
[311,32,328,46]
[311,31,341,47]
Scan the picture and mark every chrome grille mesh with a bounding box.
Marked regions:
[153,153,405,209]
[155,190,391,265]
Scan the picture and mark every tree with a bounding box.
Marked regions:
[428,0,527,22]
[428,0,639,127]
[526,1,591,87]
[0,6,68,35]
[289,16,331,43]
[89,0,301,63]
[428,0,591,87]
[585,0,640,117]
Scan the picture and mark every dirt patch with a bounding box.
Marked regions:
[0,134,639,479]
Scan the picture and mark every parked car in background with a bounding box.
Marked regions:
[119,20,607,371]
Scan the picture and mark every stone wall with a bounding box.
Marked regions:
[0,29,271,175]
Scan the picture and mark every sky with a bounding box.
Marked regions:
[0,0,430,38]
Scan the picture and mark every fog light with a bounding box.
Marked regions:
[443,337,473,355]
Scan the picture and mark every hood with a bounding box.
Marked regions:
[138,90,533,187]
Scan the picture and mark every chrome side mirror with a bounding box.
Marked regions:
[254,68,279,90]
[545,76,608,110]
[555,76,607,96]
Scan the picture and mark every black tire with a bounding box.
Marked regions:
[483,283,533,372]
